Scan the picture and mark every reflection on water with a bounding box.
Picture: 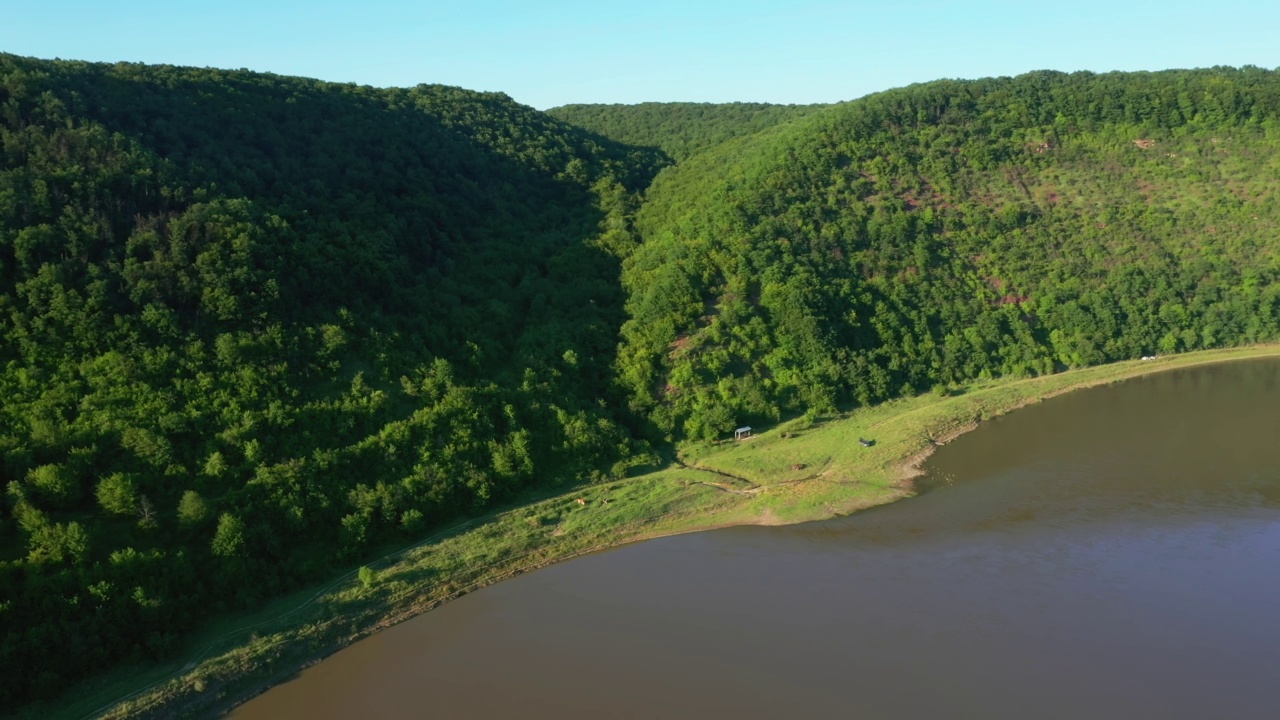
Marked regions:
[234,360,1280,719]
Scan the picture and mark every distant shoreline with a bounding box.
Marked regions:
[53,345,1280,720]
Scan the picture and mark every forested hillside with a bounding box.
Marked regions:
[0,54,664,706]
[5,57,1280,713]
[617,68,1280,439]
[547,102,825,161]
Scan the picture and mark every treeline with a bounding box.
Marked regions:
[547,101,825,161]
[0,55,663,706]
[614,68,1280,439]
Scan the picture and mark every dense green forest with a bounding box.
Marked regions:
[3,56,1280,711]
[616,69,1280,439]
[547,102,825,161]
[0,54,664,707]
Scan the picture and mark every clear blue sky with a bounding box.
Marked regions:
[4,1,1279,109]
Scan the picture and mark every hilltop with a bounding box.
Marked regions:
[0,53,662,706]
[547,101,826,161]
[613,69,1280,439]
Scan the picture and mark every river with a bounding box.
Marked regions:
[232,359,1280,718]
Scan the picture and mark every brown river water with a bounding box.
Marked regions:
[232,359,1280,719]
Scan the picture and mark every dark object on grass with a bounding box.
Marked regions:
[859,438,875,447]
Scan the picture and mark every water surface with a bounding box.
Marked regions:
[234,359,1280,719]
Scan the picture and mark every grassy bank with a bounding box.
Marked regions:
[49,345,1280,720]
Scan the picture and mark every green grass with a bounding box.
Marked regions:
[44,344,1280,720]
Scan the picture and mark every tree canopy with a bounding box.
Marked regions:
[0,54,662,706]
[612,68,1280,439]
[547,101,825,161]
[4,57,1280,710]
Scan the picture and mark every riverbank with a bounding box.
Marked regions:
[57,345,1280,720]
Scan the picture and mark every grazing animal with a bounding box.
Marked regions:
[858,438,874,447]
[575,498,587,506]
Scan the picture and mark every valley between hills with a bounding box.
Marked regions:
[2,55,1279,716]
